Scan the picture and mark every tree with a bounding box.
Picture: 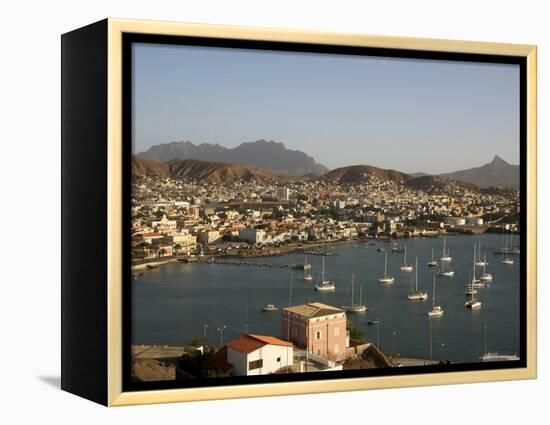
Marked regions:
[346,319,364,342]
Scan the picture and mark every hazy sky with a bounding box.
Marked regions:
[132,43,519,174]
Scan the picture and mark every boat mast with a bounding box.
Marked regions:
[404,245,407,266]
[384,251,388,278]
[351,273,355,308]
[359,282,363,307]
[431,248,434,262]
[432,276,436,309]
[322,255,325,282]
[473,244,477,281]
[415,258,419,291]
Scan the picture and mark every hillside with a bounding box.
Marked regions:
[320,165,411,184]
[132,156,283,183]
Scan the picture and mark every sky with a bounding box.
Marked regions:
[132,43,520,174]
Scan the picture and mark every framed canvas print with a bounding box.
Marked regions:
[61,18,537,406]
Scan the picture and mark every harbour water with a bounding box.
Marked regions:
[132,233,521,364]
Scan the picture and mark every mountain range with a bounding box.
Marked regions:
[137,139,329,176]
[438,155,519,189]
[136,140,519,189]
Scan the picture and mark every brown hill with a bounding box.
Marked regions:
[320,165,411,184]
[132,156,284,183]
[405,175,478,193]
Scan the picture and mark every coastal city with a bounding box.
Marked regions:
[130,155,521,382]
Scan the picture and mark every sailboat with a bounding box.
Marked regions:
[408,258,428,300]
[465,271,478,296]
[471,244,481,284]
[428,276,444,317]
[440,237,452,262]
[400,245,413,272]
[303,257,313,281]
[501,233,514,265]
[315,256,336,291]
[342,273,367,312]
[378,251,395,283]
[495,225,520,255]
[437,258,455,277]
[427,248,438,267]
[475,241,487,266]
[464,285,482,309]
[480,254,493,282]
[480,325,519,361]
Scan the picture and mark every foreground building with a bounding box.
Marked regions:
[225,334,294,376]
[281,303,348,361]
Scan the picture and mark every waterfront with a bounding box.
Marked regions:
[132,233,520,364]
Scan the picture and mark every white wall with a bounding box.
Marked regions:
[2,1,547,424]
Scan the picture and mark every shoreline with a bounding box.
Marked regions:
[131,232,504,272]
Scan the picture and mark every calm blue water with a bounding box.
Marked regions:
[132,233,520,364]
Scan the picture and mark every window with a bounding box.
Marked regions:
[316,348,321,356]
[291,326,297,336]
[276,357,281,362]
[249,359,263,370]
[316,331,322,340]
[334,344,339,353]
[334,327,340,336]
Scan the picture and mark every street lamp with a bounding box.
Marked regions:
[441,343,445,360]
[217,325,227,347]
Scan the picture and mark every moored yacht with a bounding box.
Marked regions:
[408,258,428,300]
[378,251,395,284]
[341,273,368,312]
[427,248,438,267]
[440,237,452,262]
[428,276,444,317]
[464,289,482,309]
[480,255,493,282]
[400,245,413,272]
[315,256,336,292]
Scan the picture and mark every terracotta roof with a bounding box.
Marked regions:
[208,346,232,372]
[226,334,293,355]
[282,302,344,318]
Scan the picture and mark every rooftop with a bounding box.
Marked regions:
[282,302,344,318]
[226,334,293,355]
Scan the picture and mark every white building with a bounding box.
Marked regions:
[151,214,177,232]
[198,230,221,244]
[239,228,266,244]
[225,334,294,376]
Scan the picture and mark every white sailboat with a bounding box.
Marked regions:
[437,258,455,277]
[471,244,481,284]
[378,251,395,283]
[400,245,413,272]
[440,237,452,262]
[465,271,478,296]
[501,233,514,265]
[480,255,493,282]
[475,241,488,266]
[428,276,444,317]
[342,273,367,312]
[315,256,336,291]
[303,257,313,281]
[480,325,519,361]
[464,285,482,309]
[427,248,438,267]
[408,258,428,300]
